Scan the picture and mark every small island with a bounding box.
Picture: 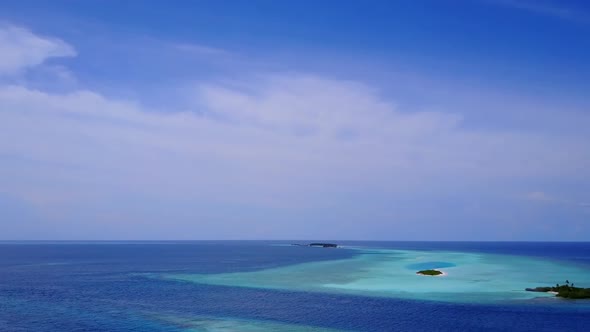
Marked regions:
[416,269,444,276]
[309,243,338,248]
[526,280,590,299]
[291,243,338,248]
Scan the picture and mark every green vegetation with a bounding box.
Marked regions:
[308,243,338,248]
[416,269,443,276]
[526,280,590,299]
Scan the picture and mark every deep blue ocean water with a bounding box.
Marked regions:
[1,241,589,331]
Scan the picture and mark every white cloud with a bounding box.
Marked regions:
[197,74,461,136]
[0,24,76,76]
[1,25,589,238]
[2,74,589,210]
[525,191,554,202]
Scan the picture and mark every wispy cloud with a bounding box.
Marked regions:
[0,24,76,76]
[525,191,554,202]
[173,42,230,57]
[487,0,589,23]
[524,191,589,209]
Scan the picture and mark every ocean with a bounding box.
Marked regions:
[1,241,589,331]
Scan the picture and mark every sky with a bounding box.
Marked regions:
[0,0,589,240]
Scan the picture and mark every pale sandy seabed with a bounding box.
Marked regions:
[151,314,344,332]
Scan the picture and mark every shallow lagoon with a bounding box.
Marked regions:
[164,247,590,303]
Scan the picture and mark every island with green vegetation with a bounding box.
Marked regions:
[309,243,337,248]
[416,269,443,276]
[291,243,338,248]
[526,280,590,299]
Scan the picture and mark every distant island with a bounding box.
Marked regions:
[416,269,444,276]
[291,243,338,248]
[526,280,590,299]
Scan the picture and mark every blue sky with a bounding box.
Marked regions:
[1,0,589,240]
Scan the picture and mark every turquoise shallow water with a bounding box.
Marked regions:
[164,247,590,303]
